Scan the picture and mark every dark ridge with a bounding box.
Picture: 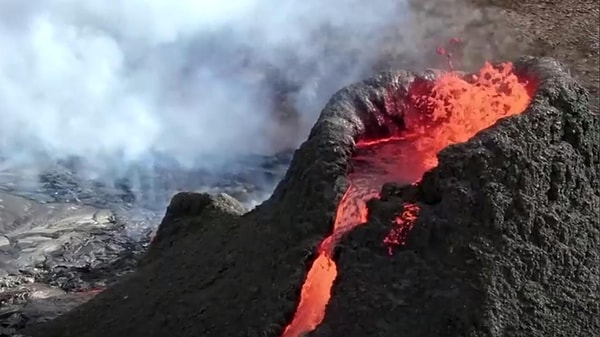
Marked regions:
[24,57,599,337]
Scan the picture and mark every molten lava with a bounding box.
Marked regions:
[281,60,534,337]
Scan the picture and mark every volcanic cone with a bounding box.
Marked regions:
[25,56,599,337]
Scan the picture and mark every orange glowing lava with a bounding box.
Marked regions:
[281,59,534,337]
[383,202,420,254]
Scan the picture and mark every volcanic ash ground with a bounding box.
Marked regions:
[25,56,599,337]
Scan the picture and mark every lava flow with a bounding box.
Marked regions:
[281,60,535,337]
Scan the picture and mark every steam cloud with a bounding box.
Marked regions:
[0,0,413,177]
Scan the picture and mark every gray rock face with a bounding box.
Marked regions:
[0,192,146,335]
[25,57,599,337]
[0,192,118,276]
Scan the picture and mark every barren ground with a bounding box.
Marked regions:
[473,0,599,109]
[375,0,598,110]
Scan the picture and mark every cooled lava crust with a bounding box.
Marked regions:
[27,56,599,337]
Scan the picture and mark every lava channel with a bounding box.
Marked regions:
[281,61,535,337]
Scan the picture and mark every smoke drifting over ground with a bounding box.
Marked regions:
[0,0,411,178]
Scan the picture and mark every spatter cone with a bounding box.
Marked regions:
[26,56,599,337]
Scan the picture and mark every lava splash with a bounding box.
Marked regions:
[281,61,534,337]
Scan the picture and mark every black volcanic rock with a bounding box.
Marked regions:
[311,57,600,337]
[25,57,599,337]
[141,192,246,265]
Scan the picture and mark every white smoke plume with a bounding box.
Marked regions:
[0,0,413,177]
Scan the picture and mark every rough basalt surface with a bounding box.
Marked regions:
[26,57,599,337]
[311,57,600,337]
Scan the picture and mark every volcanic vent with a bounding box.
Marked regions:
[281,61,535,337]
[26,56,598,337]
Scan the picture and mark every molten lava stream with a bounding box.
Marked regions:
[281,61,534,337]
[281,172,389,337]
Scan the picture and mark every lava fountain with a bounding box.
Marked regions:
[281,59,536,337]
